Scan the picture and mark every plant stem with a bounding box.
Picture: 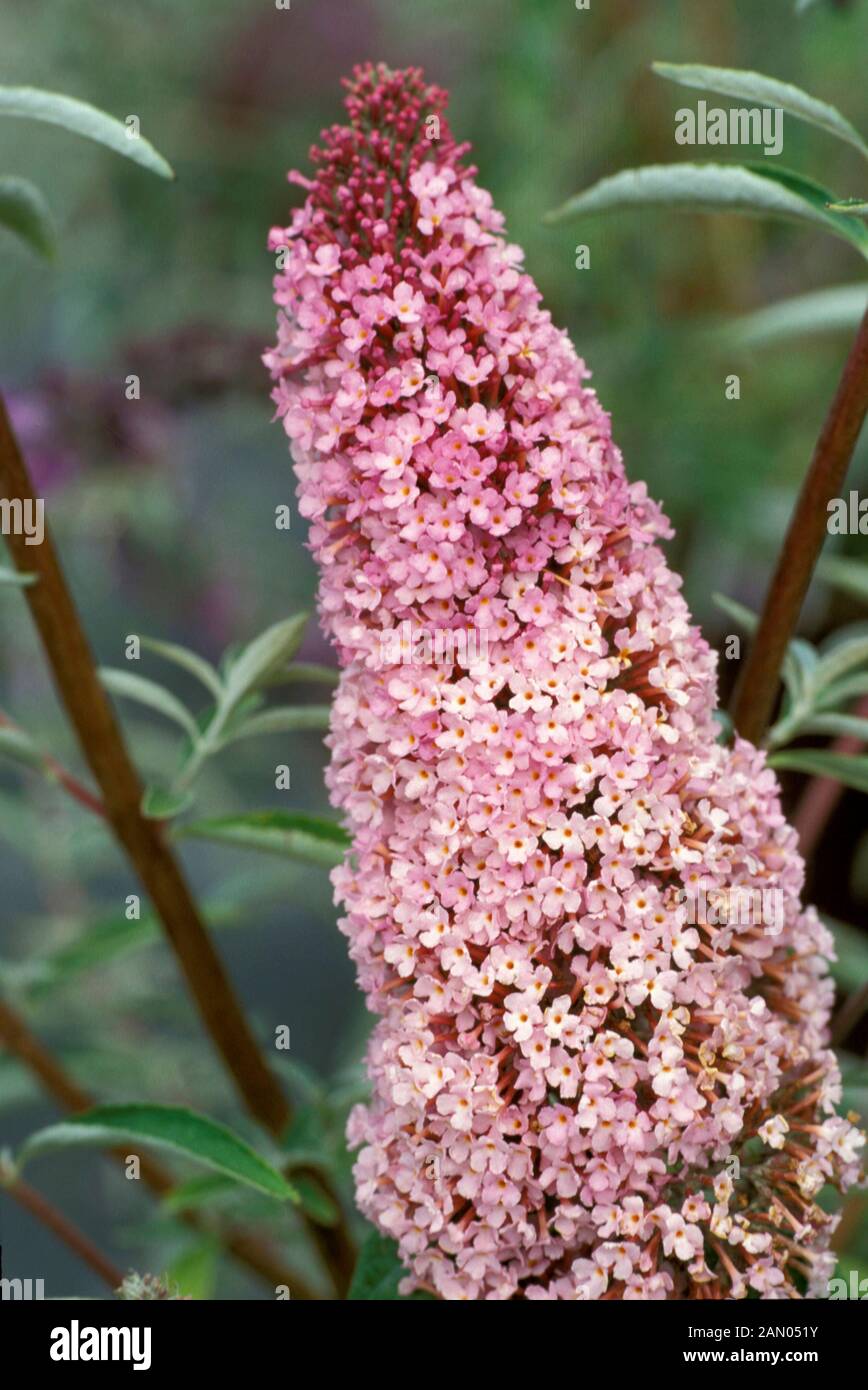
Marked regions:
[0,391,288,1135]
[5,1176,125,1289]
[0,708,106,818]
[731,305,868,745]
[0,392,355,1293]
[0,996,316,1299]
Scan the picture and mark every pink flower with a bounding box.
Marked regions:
[267,62,864,1301]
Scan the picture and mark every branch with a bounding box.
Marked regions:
[0,392,355,1292]
[0,707,106,818]
[0,390,287,1132]
[731,305,868,744]
[4,1174,125,1290]
[0,995,316,1299]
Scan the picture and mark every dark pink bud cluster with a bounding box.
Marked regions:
[266,64,864,1301]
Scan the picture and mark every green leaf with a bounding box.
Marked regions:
[797,713,868,742]
[269,662,339,689]
[746,164,868,257]
[19,1104,297,1202]
[651,62,868,162]
[0,565,36,587]
[220,615,310,717]
[726,284,868,348]
[141,784,195,820]
[176,811,349,868]
[713,591,758,634]
[162,1173,242,1215]
[348,1231,433,1301]
[769,749,868,794]
[825,918,868,993]
[0,724,44,771]
[166,1239,218,1300]
[817,672,868,712]
[0,175,55,258]
[544,164,868,255]
[224,704,331,744]
[293,1173,340,1228]
[139,637,222,699]
[814,626,868,689]
[818,556,868,606]
[99,668,199,742]
[0,87,174,179]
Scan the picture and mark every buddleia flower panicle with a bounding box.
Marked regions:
[266,63,864,1301]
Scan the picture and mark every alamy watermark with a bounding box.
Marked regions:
[378,620,489,667]
[679,881,784,936]
[0,497,44,546]
[675,101,783,157]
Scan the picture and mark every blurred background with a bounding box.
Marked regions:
[0,0,866,1297]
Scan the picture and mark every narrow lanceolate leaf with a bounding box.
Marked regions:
[0,175,55,258]
[265,661,339,689]
[98,668,199,742]
[176,811,350,867]
[0,566,36,587]
[140,784,195,821]
[220,614,310,716]
[0,87,174,179]
[545,164,868,256]
[18,1104,297,1201]
[0,725,44,771]
[224,704,332,744]
[651,62,868,162]
[139,636,222,699]
[796,714,868,742]
[826,918,868,993]
[348,1230,433,1301]
[726,284,868,348]
[746,165,868,257]
[814,626,868,688]
[769,749,868,795]
[818,556,868,605]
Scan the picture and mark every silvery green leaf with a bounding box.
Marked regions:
[0,87,174,178]
[139,636,222,699]
[99,668,199,742]
[726,284,868,348]
[0,725,44,770]
[263,662,339,689]
[220,614,310,716]
[224,704,331,744]
[814,626,868,689]
[712,591,758,633]
[796,713,868,741]
[141,784,195,820]
[18,1104,297,1202]
[545,164,868,257]
[769,749,868,794]
[651,62,868,161]
[176,810,349,868]
[0,175,55,258]
[0,565,36,587]
[816,672,868,711]
[818,555,868,605]
[745,164,868,258]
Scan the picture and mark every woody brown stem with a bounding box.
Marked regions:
[0,995,316,1299]
[731,305,868,745]
[0,392,355,1293]
[5,1176,125,1290]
